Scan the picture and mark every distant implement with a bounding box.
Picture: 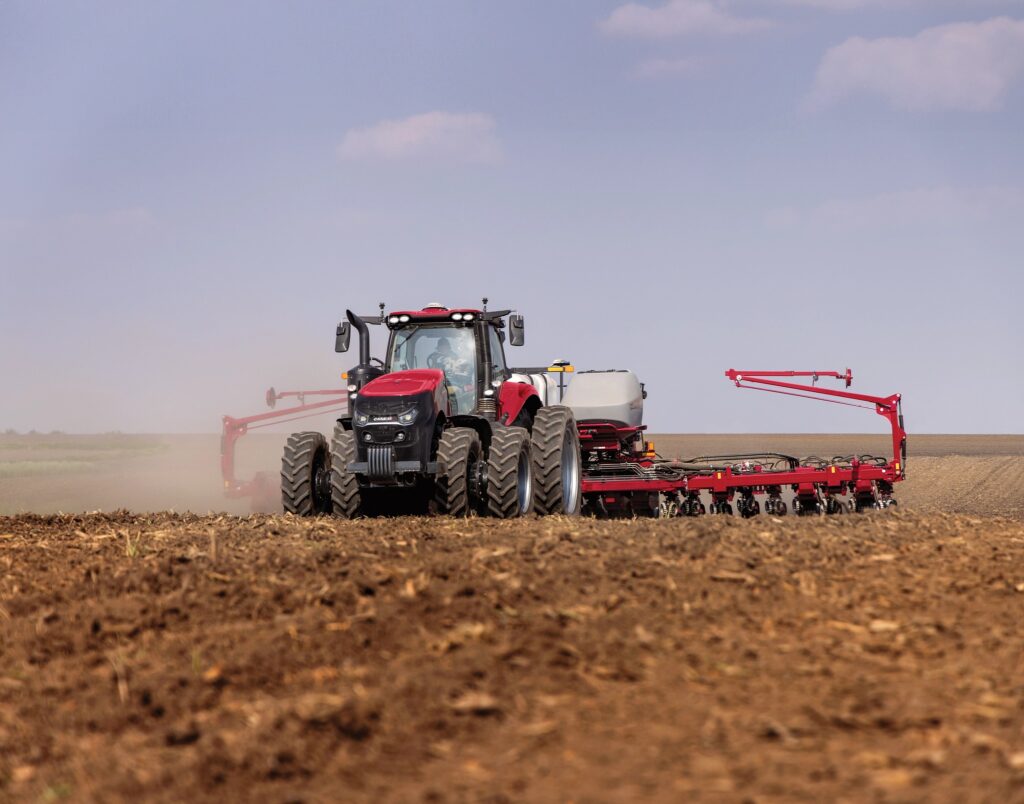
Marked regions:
[221,301,906,517]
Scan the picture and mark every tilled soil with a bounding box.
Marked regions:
[3,512,1024,802]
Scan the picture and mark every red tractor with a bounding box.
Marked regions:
[280,302,582,519]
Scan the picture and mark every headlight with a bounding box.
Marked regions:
[356,413,369,424]
[463,313,474,321]
[398,408,418,424]
[451,312,464,321]
[399,315,410,323]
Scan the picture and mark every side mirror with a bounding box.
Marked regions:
[335,322,351,353]
[509,314,525,347]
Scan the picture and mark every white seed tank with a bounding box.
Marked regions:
[562,370,644,427]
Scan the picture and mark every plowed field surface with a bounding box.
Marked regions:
[4,510,1024,802]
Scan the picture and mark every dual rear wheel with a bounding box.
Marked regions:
[432,406,581,518]
[433,426,534,518]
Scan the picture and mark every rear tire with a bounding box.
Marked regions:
[330,425,364,519]
[531,406,582,516]
[281,431,332,516]
[435,427,482,517]
[486,426,533,518]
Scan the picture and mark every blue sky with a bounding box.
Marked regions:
[1,0,1022,433]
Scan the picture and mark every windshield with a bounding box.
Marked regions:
[387,324,477,414]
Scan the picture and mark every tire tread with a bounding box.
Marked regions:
[330,425,363,519]
[486,426,530,518]
[530,406,581,516]
[435,427,480,516]
[281,431,329,516]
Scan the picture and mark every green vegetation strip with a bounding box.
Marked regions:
[0,460,100,477]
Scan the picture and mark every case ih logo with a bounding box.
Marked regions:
[371,415,396,422]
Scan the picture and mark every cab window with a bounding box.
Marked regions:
[487,325,508,380]
[387,324,477,414]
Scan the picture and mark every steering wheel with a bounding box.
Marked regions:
[427,353,441,369]
[446,363,473,385]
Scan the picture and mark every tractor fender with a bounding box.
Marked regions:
[497,380,541,428]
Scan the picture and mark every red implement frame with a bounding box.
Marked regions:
[580,369,906,513]
[221,388,349,501]
[723,369,905,473]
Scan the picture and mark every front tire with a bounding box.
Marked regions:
[531,406,582,516]
[281,432,332,516]
[330,425,364,519]
[435,427,483,516]
[486,426,533,518]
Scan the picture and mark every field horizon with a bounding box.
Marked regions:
[1,432,1021,518]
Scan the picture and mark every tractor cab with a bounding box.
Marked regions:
[387,323,477,413]
[384,308,488,415]
[337,303,527,418]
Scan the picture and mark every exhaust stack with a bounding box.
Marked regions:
[347,309,371,368]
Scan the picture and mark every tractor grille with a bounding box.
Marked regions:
[364,425,401,443]
[366,446,395,480]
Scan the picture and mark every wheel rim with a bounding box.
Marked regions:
[561,427,580,514]
[313,447,331,514]
[466,444,484,514]
[516,448,532,515]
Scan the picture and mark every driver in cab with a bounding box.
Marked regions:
[429,336,474,413]
[430,337,457,372]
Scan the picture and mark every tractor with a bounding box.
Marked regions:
[280,302,582,518]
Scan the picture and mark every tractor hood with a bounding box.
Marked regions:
[360,369,445,398]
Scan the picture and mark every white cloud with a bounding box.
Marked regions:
[808,17,1024,111]
[600,0,771,37]
[766,0,899,8]
[761,0,1024,9]
[766,186,1024,230]
[634,56,704,77]
[337,111,502,164]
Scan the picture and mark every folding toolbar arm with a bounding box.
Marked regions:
[724,369,906,477]
[221,387,348,496]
